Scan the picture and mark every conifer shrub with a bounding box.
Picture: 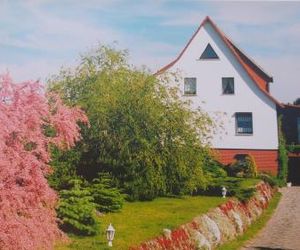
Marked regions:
[227,155,257,178]
[48,146,81,191]
[89,173,124,212]
[203,159,227,178]
[57,180,99,236]
[245,155,258,178]
[199,177,256,202]
[259,173,279,187]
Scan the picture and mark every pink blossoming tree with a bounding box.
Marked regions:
[0,74,88,250]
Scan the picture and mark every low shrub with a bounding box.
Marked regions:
[57,180,99,236]
[227,155,257,178]
[234,187,256,202]
[258,173,279,188]
[199,177,257,202]
[203,159,228,178]
[89,173,124,213]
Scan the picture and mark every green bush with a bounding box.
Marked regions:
[48,45,215,201]
[199,177,256,202]
[57,180,99,236]
[203,159,227,178]
[259,173,279,188]
[48,146,81,191]
[227,155,257,178]
[89,173,124,212]
[234,187,256,202]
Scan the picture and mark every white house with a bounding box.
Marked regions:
[156,16,283,174]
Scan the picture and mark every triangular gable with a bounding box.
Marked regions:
[200,43,219,59]
[155,16,283,107]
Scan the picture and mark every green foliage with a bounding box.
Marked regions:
[89,173,124,212]
[286,144,300,153]
[227,155,258,178]
[55,195,225,250]
[277,116,289,185]
[203,158,227,178]
[199,177,258,202]
[234,187,256,202]
[57,180,99,236]
[48,146,81,190]
[245,155,258,178]
[258,173,279,188]
[48,45,214,200]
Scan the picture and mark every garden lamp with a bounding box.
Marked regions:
[106,223,115,247]
[222,186,227,198]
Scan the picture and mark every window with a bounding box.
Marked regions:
[184,78,197,95]
[200,43,219,59]
[236,113,253,135]
[222,77,234,94]
[297,117,300,143]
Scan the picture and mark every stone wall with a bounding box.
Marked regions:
[131,182,275,250]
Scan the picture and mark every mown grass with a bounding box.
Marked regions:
[55,195,226,250]
[55,178,262,250]
[239,178,260,188]
[218,191,282,250]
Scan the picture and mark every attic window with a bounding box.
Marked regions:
[200,43,219,60]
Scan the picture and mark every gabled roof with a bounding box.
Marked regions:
[155,16,283,107]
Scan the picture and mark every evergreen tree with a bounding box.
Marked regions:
[57,180,99,236]
[89,173,124,212]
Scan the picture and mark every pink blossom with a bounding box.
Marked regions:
[0,74,88,250]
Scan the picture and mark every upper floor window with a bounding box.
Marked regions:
[200,43,219,60]
[236,112,253,135]
[184,77,197,95]
[222,77,234,94]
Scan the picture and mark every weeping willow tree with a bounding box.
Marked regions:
[48,45,215,200]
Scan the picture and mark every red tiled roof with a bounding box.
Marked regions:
[155,16,283,107]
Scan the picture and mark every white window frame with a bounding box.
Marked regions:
[235,112,253,135]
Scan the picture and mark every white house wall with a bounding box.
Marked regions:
[163,22,279,150]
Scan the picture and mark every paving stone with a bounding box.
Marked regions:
[241,187,300,250]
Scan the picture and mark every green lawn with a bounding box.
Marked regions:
[55,178,262,250]
[218,192,281,250]
[55,195,226,250]
[239,178,260,188]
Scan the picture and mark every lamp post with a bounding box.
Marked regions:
[106,223,115,247]
[222,186,227,198]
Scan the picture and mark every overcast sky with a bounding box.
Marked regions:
[1,0,299,103]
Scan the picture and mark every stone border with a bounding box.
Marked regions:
[130,182,275,250]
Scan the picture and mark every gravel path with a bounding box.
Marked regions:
[242,186,300,250]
